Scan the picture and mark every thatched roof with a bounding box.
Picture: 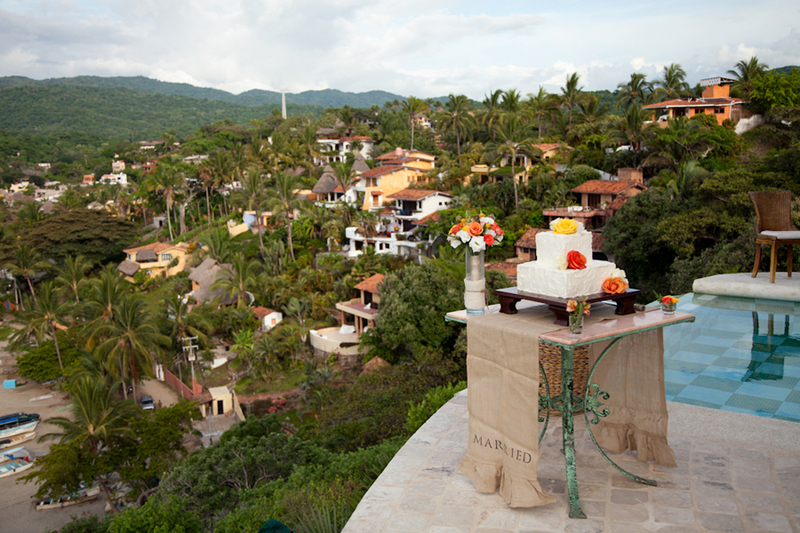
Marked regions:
[188,258,235,305]
[137,248,158,261]
[312,172,338,194]
[117,260,140,277]
[352,153,370,174]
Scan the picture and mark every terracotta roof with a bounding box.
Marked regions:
[515,228,548,249]
[643,97,742,109]
[572,180,641,195]
[413,212,442,225]
[252,307,276,319]
[387,189,445,200]
[339,136,374,142]
[608,196,629,211]
[533,143,562,152]
[362,165,403,178]
[354,273,385,294]
[486,262,517,280]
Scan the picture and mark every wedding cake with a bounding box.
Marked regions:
[517,219,618,299]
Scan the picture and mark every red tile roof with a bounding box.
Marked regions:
[354,273,385,294]
[572,180,643,195]
[643,97,742,109]
[515,228,548,249]
[387,189,443,200]
[413,212,442,225]
[362,166,402,178]
[123,242,187,255]
[252,307,277,319]
[486,262,518,280]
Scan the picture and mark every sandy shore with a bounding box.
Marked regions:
[0,371,182,533]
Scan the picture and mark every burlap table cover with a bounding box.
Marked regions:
[459,303,675,508]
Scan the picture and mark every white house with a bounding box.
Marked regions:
[253,307,282,332]
[345,189,451,259]
[315,136,375,165]
[99,172,128,186]
[112,160,126,173]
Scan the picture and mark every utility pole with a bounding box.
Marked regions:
[181,336,199,400]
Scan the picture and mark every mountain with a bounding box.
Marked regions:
[0,75,408,108]
[0,85,324,139]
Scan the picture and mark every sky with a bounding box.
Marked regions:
[0,0,798,100]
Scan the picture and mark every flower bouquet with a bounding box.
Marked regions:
[448,213,504,314]
[661,295,679,315]
[566,298,590,334]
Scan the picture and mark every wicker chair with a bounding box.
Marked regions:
[749,191,800,283]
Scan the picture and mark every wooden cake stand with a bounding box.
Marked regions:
[494,287,642,326]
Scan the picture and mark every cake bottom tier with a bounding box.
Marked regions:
[517,260,616,299]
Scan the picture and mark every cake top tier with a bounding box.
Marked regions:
[535,223,594,269]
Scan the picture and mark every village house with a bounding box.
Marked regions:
[98,172,128,186]
[117,242,192,280]
[470,143,567,185]
[335,273,383,335]
[352,148,435,211]
[315,135,374,164]
[542,168,646,229]
[185,257,241,307]
[112,160,126,173]
[643,76,749,126]
[252,307,283,332]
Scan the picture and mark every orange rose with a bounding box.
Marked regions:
[466,221,483,237]
[566,250,586,270]
[602,277,628,294]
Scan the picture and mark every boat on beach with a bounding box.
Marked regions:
[1,446,27,464]
[0,449,34,479]
[0,431,36,451]
[35,483,101,511]
[0,413,41,439]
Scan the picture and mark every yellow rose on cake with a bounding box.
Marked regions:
[550,218,579,235]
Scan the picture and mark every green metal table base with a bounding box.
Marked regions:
[538,337,664,519]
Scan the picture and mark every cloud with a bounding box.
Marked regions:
[0,0,797,100]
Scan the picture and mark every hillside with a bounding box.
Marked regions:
[0,75,407,108]
[0,85,324,139]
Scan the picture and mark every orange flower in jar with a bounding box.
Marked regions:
[566,250,586,270]
[602,277,628,294]
[466,221,483,237]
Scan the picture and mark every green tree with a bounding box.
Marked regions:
[146,160,184,241]
[211,252,264,309]
[55,254,92,303]
[727,56,769,98]
[654,63,689,99]
[749,68,800,111]
[5,243,51,308]
[484,116,540,211]
[616,72,651,109]
[267,171,305,261]
[401,96,429,151]
[560,73,586,137]
[436,94,474,158]
[14,281,70,369]
[94,295,169,401]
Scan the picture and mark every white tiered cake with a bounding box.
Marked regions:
[517,223,616,299]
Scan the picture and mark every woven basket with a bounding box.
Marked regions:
[538,340,590,401]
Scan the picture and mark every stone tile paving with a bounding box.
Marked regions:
[343,390,800,533]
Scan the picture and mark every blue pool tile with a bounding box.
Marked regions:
[720,405,765,418]
[775,402,800,419]
[675,385,733,405]
[664,369,698,385]
[700,365,747,381]
[672,350,720,365]
[672,397,722,410]
[783,365,800,379]
[785,390,800,404]
[725,393,781,414]
[721,347,758,360]
[665,360,709,374]
[691,375,741,393]
[735,382,792,401]
[694,335,741,348]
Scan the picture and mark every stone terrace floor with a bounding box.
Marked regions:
[342,389,800,533]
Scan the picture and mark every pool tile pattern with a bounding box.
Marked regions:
[663,296,800,423]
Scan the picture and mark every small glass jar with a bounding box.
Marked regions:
[661,302,676,315]
[568,313,584,334]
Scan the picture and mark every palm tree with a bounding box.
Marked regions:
[401,96,429,150]
[197,159,216,229]
[94,295,169,401]
[331,161,356,197]
[79,266,130,351]
[209,151,232,217]
[15,281,70,369]
[436,94,474,158]
[655,63,689,100]
[616,72,651,109]
[485,116,540,210]
[199,228,233,263]
[211,252,264,308]
[560,73,586,136]
[605,104,654,153]
[55,255,92,303]
[146,161,184,241]
[267,171,305,261]
[17,201,43,226]
[727,56,769,98]
[5,244,50,308]
[525,87,553,141]
[480,89,503,142]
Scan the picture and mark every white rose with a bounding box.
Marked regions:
[448,235,461,249]
[469,236,486,253]
[480,216,495,226]
[549,218,562,231]
[457,229,471,243]
[611,268,628,282]
[555,255,568,270]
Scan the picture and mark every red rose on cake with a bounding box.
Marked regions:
[566,250,587,270]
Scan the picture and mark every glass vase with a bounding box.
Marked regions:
[568,313,584,334]
[661,302,676,315]
[464,247,486,315]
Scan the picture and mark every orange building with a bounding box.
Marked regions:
[643,76,748,126]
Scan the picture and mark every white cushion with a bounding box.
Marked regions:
[761,231,800,240]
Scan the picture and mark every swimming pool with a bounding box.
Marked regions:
[662,293,800,423]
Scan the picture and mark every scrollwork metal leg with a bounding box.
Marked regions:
[539,362,551,444]
[583,338,657,486]
[561,346,586,519]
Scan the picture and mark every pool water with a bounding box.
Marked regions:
[662,293,800,423]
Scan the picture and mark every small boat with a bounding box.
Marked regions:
[0,449,34,479]
[0,431,36,451]
[0,446,26,464]
[35,483,101,511]
[0,413,40,439]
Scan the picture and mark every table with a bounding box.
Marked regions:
[494,287,642,326]
[538,310,695,518]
